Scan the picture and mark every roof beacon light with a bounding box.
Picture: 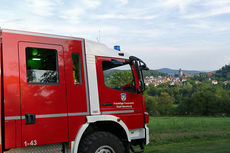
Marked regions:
[114,45,120,51]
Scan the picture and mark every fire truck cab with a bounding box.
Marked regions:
[0,29,149,153]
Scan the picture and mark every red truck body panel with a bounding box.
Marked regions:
[0,30,2,153]
[2,31,88,149]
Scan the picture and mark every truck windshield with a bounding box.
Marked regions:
[102,60,136,93]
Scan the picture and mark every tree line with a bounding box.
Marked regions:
[145,79,230,116]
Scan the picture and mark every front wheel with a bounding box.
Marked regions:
[78,131,125,153]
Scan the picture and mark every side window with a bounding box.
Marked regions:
[102,60,136,93]
[72,53,82,84]
[26,47,59,84]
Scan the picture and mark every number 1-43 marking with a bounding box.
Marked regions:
[24,140,37,147]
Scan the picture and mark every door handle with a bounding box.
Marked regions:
[25,114,36,125]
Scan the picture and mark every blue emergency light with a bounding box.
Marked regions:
[114,45,120,51]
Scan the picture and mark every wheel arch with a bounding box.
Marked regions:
[72,115,130,153]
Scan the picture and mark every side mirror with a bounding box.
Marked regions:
[140,65,149,71]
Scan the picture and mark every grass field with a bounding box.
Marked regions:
[144,116,230,153]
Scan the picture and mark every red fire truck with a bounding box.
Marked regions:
[0,29,149,153]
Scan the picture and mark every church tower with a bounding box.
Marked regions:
[179,68,183,77]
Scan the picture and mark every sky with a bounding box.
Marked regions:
[0,0,230,71]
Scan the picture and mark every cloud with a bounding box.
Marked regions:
[83,0,101,8]
[154,0,195,13]
[187,20,230,32]
[59,0,101,24]
[224,56,230,64]
[154,0,230,19]
[204,0,230,7]
[128,29,165,39]
[25,0,62,16]
[120,0,128,5]
[92,14,157,20]
[184,6,230,19]
[178,0,230,19]
[59,8,85,24]
[158,0,193,8]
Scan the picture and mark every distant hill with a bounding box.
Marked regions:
[155,68,203,75]
[143,70,169,78]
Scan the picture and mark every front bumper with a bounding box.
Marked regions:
[129,124,149,145]
[145,124,150,145]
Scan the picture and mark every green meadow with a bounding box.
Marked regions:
[144,116,230,153]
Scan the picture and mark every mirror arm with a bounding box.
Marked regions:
[137,88,141,94]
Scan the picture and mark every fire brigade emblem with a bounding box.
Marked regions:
[121,93,126,101]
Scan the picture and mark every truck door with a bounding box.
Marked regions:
[18,42,68,146]
[96,57,144,129]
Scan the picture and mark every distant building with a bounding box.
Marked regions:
[179,68,183,77]
[208,72,212,77]
[184,73,191,77]
[224,80,230,85]
[212,80,218,85]
[195,81,201,84]
[182,78,187,82]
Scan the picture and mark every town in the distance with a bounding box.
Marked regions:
[144,66,230,87]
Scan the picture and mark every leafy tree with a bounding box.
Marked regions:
[157,92,174,115]
[214,63,230,81]
[145,95,160,116]
[190,72,209,82]
[146,84,160,96]
[104,71,134,89]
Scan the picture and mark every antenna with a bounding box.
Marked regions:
[96,29,101,42]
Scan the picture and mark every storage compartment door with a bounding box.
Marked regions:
[19,42,68,146]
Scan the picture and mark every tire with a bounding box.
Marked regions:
[78,131,125,153]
